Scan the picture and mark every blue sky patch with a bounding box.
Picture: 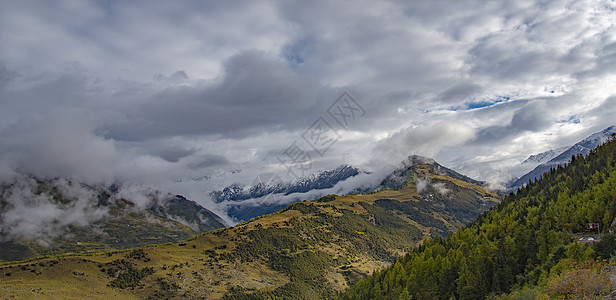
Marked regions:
[465,96,510,110]
[557,115,580,124]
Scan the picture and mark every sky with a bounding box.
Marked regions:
[1,0,615,220]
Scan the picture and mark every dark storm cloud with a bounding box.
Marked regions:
[98,50,332,141]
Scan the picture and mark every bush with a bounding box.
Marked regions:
[547,262,611,298]
[102,259,155,289]
[316,195,336,203]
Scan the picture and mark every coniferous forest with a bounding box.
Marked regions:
[340,135,616,299]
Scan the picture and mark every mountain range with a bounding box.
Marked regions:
[0,155,499,299]
[510,125,616,188]
[211,165,362,203]
[212,165,364,221]
[1,126,615,298]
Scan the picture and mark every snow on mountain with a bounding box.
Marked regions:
[210,165,362,203]
[521,146,568,165]
[511,125,616,188]
[210,165,365,222]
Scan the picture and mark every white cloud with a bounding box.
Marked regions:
[374,122,476,164]
[0,177,108,244]
[0,0,615,223]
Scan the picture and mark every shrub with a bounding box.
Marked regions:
[547,262,611,298]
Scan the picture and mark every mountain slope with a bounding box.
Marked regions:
[148,194,226,233]
[340,136,616,299]
[0,178,225,262]
[380,155,484,190]
[511,125,616,188]
[0,156,499,299]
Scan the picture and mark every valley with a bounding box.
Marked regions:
[0,157,499,299]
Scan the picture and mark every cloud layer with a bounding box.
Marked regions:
[0,177,108,245]
[0,0,615,217]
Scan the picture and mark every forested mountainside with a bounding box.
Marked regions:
[0,156,498,299]
[341,135,616,299]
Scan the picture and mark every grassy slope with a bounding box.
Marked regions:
[0,163,499,299]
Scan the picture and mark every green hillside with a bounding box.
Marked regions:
[340,136,616,299]
[0,158,498,299]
